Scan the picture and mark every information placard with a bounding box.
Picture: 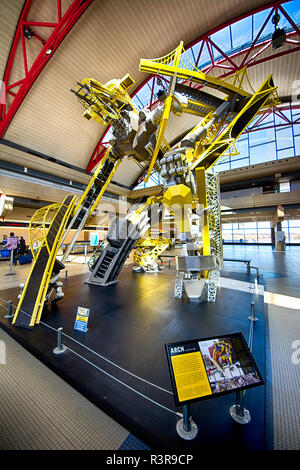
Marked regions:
[165,332,264,406]
[90,233,99,246]
[74,306,90,333]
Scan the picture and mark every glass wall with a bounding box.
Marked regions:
[214,105,300,173]
[223,220,300,244]
[282,220,300,243]
[222,221,272,244]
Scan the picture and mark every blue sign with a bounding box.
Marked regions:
[74,306,90,333]
[90,233,99,246]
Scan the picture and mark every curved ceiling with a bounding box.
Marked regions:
[1,0,299,191]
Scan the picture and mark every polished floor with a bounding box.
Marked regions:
[223,245,300,451]
[0,246,299,450]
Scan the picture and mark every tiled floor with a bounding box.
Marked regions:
[223,245,300,450]
[0,327,130,450]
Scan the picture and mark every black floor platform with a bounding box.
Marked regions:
[0,265,266,450]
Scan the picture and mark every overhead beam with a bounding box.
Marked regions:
[0,0,93,138]
[221,189,300,211]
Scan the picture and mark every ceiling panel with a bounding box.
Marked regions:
[0,0,24,80]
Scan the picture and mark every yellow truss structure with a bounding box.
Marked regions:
[139,41,279,180]
[133,238,171,269]
[13,195,76,327]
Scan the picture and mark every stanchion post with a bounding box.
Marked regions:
[5,250,16,276]
[247,261,250,274]
[65,270,68,279]
[248,300,258,321]
[4,300,14,319]
[53,327,67,355]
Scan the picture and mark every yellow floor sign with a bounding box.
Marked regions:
[171,351,212,402]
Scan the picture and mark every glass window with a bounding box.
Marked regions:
[134,85,151,108]
[294,135,300,155]
[252,113,274,128]
[279,181,290,193]
[231,16,253,49]
[257,229,271,243]
[277,147,295,159]
[215,161,230,172]
[250,141,276,164]
[276,126,294,150]
[235,138,249,158]
[132,95,144,110]
[257,221,270,228]
[283,1,300,27]
[232,229,244,243]
[222,231,233,242]
[292,108,300,121]
[249,128,275,147]
[253,9,274,40]
[289,227,300,243]
[244,229,257,243]
[289,220,300,227]
[189,43,202,67]
[210,26,232,56]
[274,109,291,126]
[198,42,212,68]
[282,226,290,243]
[180,48,196,71]
[222,223,233,230]
[230,157,249,169]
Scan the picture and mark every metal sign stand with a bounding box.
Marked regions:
[229,390,251,424]
[176,404,198,440]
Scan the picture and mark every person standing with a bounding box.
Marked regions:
[19,236,26,255]
[6,232,19,265]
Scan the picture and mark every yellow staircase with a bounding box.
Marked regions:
[13,194,76,328]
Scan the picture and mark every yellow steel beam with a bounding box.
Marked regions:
[139,59,250,99]
[143,43,184,183]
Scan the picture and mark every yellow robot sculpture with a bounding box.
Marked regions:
[12,41,279,329]
[71,41,278,302]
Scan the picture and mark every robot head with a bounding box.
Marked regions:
[71,74,136,126]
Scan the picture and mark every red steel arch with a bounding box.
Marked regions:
[0,0,93,139]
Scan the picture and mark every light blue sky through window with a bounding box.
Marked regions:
[231,16,253,49]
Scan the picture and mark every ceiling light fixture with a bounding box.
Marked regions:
[23,28,33,40]
[272,12,286,50]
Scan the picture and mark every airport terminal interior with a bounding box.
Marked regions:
[0,0,299,452]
